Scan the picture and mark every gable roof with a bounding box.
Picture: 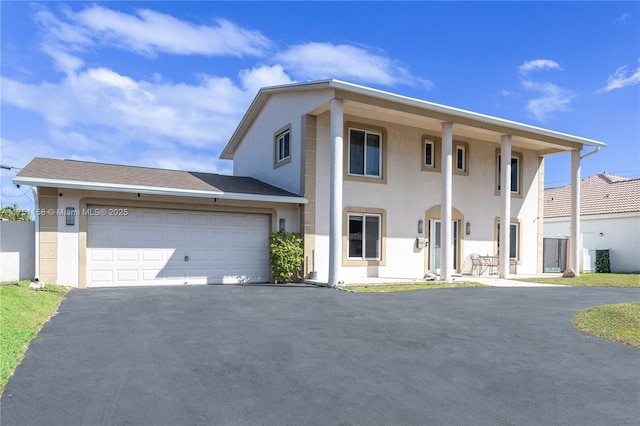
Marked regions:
[544,173,640,218]
[14,158,306,204]
[221,79,606,160]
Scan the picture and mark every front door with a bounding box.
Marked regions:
[429,220,458,274]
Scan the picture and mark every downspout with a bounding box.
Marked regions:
[581,146,601,160]
[32,187,39,280]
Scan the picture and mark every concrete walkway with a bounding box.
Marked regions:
[309,273,565,288]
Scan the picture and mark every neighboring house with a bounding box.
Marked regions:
[15,80,606,288]
[544,173,640,273]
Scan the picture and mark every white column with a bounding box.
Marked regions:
[570,148,581,275]
[499,135,512,278]
[328,98,344,287]
[440,122,453,282]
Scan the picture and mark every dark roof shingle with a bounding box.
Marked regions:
[16,157,299,199]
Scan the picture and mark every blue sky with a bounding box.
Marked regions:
[1,1,639,211]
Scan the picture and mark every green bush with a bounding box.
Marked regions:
[595,250,611,273]
[269,232,303,283]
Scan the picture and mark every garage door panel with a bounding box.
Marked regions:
[116,250,138,262]
[87,207,271,286]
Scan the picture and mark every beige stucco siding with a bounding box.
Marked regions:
[233,90,334,195]
[311,114,543,281]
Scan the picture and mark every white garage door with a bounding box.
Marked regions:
[87,206,271,287]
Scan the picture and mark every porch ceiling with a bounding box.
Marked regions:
[341,100,576,155]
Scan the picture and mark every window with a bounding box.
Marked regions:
[424,140,435,168]
[456,145,466,172]
[349,128,381,178]
[497,222,519,259]
[275,130,290,163]
[348,213,381,260]
[497,154,521,194]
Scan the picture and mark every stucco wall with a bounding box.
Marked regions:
[233,90,334,195]
[41,188,301,287]
[312,113,542,281]
[545,212,640,273]
[0,220,35,281]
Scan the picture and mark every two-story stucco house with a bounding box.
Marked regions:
[221,80,605,285]
[15,80,605,288]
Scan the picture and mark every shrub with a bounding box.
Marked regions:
[596,249,611,273]
[269,232,303,283]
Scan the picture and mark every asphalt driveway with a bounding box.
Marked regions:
[1,285,638,425]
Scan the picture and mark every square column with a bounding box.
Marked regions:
[328,98,344,287]
[440,122,453,281]
[570,148,581,275]
[499,135,512,278]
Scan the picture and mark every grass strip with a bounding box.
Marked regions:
[347,282,487,293]
[0,281,69,393]
[573,302,640,348]
[517,273,639,287]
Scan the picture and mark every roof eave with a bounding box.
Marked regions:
[12,176,308,204]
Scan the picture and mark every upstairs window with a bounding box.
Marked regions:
[497,154,521,194]
[275,130,290,163]
[349,128,382,178]
[424,140,436,168]
[456,145,466,172]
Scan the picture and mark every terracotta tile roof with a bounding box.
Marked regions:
[16,157,299,198]
[544,173,640,218]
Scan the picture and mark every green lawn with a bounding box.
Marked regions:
[346,282,488,293]
[0,281,69,393]
[573,302,640,348]
[517,273,639,287]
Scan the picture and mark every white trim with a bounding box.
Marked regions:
[222,79,605,160]
[13,176,307,204]
[497,154,520,194]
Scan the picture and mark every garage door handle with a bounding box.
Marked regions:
[184,256,189,262]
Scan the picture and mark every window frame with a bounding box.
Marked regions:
[453,141,469,176]
[348,127,383,179]
[424,139,436,168]
[347,213,381,261]
[343,207,386,266]
[495,150,523,196]
[495,220,521,261]
[273,124,292,169]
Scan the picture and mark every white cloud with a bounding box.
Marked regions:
[521,80,575,121]
[72,5,271,57]
[276,42,432,89]
[597,61,640,93]
[518,59,562,75]
[615,13,631,23]
[239,65,295,95]
[1,68,252,147]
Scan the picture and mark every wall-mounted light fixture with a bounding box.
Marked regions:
[466,222,471,235]
[418,219,424,234]
[279,218,286,232]
[599,232,604,237]
[65,207,75,226]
